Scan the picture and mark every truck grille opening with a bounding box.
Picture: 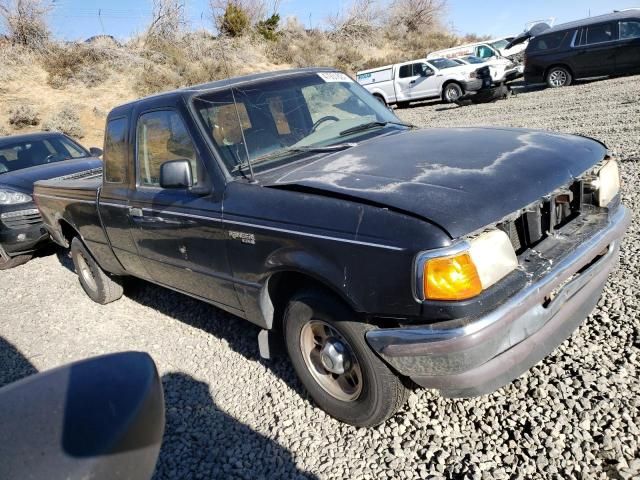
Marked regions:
[1,210,43,230]
[497,180,584,255]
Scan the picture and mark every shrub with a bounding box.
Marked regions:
[8,104,40,127]
[0,0,51,49]
[219,3,250,37]
[42,106,84,138]
[41,43,113,88]
[255,13,280,41]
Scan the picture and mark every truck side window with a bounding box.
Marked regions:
[136,110,199,188]
[585,23,614,44]
[398,65,412,78]
[104,117,128,183]
[475,45,494,59]
[620,20,640,40]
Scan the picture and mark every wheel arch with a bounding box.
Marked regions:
[262,269,362,332]
[442,79,464,93]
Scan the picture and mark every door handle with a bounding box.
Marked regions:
[410,80,416,84]
[129,207,143,218]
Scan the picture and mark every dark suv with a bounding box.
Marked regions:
[523,9,640,87]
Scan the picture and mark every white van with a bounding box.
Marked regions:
[356,57,489,106]
[427,37,527,63]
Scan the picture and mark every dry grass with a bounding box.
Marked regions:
[8,104,40,127]
[42,106,84,138]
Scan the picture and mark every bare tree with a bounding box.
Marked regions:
[0,0,51,48]
[327,0,380,41]
[146,0,188,44]
[388,0,446,33]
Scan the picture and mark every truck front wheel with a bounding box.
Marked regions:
[71,237,123,305]
[443,83,463,103]
[283,290,409,427]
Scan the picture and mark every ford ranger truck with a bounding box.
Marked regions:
[33,68,630,427]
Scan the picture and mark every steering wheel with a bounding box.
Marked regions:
[311,115,340,133]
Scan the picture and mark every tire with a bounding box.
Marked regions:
[70,237,123,304]
[546,66,572,88]
[283,290,408,427]
[0,253,32,270]
[443,83,464,103]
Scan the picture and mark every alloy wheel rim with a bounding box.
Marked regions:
[77,253,97,291]
[300,320,363,402]
[550,70,567,87]
[446,86,460,101]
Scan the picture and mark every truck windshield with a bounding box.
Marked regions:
[462,56,485,64]
[0,136,89,174]
[489,39,509,50]
[191,72,404,176]
[427,58,462,70]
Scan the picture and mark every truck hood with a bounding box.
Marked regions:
[0,158,102,194]
[265,127,606,238]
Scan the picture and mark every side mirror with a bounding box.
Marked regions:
[89,147,103,158]
[160,159,193,189]
[0,352,164,480]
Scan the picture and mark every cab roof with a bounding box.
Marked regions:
[542,9,640,35]
[108,67,338,117]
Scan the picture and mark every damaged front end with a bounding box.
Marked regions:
[365,158,630,398]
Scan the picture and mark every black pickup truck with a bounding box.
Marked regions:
[34,68,630,427]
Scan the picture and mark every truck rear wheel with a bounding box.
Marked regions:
[546,66,572,88]
[71,237,123,305]
[283,289,408,427]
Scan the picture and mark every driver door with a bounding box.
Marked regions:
[395,63,438,100]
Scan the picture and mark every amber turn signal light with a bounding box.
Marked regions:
[424,253,482,301]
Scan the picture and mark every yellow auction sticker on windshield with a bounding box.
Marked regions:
[318,72,353,83]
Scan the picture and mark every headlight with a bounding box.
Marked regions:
[595,159,620,207]
[419,229,517,301]
[0,189,33,205]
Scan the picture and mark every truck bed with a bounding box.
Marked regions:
[34,168,104,250]
[34,168,102,202]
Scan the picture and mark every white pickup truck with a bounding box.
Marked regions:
[356,58,489,106]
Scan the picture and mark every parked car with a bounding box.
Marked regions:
[516,9,640,87]
[0,132,102,269]
[356,57,491,106]
[34,68,630,427]
[451,55,522,84]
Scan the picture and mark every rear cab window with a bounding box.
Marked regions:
[104,117,128,183]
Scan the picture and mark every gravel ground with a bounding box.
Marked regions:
[1,76,640,480]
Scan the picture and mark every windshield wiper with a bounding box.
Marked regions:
[231,143,358,173]
[339,121,414,137]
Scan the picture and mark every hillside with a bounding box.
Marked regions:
[0,23,481,147]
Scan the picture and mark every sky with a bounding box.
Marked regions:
[42,0,640,40]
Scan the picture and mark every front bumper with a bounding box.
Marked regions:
[0,206,49,258]
[366,205,630,398]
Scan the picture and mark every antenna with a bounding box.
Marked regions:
[215,24,256,183]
